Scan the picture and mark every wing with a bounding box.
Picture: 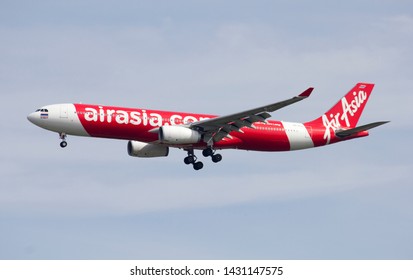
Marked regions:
[190,87,314,145]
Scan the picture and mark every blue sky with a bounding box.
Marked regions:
[1,0,412,259]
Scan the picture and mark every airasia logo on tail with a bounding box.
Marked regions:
[341,90,367,127]
[322,90,368,143]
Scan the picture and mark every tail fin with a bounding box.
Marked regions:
[306,83,375,129]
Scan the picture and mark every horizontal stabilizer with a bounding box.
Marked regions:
[335,121,390,138]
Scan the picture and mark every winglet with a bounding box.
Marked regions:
[299,87,314,98]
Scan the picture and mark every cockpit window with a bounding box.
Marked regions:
[36,109,41,112]
[36,109,49,112]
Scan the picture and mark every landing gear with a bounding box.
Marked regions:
[59,132,67,148]
[202,147,222,163]
[184,149,204,170]
[183,147,223,170]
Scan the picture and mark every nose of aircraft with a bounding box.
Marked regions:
[27,112,36,124]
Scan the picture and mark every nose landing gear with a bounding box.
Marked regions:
[59,133,68,148]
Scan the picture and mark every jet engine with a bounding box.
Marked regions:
[127,140,169,157]
[159,126,201,144]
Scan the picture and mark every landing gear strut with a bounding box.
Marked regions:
[59,132,67,148]
[184,149,204,170]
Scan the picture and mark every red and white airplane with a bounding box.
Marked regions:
[27,83,388,170]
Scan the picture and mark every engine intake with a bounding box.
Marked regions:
[127,140,169,157]
[159,126,201,144]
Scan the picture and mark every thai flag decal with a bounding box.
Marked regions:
[40,112,48,119]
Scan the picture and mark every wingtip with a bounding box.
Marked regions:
[299,87,314,98]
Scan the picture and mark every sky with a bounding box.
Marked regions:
[0,0,412,259]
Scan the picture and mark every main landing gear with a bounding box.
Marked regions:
[184,149,204,170]
[202,147,223,163]
[59,132,68,148]
[184,147,223,171]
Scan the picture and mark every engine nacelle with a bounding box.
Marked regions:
[159,126,201,144]
[127,140,169,158]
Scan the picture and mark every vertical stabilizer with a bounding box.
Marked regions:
[306,83,375,129]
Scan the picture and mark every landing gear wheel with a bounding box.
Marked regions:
[184,156,195,165]
[202,147,214,157]
[60,141,68,148]
[193,161,204,170]
[211,154,222,163]
[184,149,204,170]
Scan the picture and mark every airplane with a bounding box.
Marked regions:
[27,83,388,170]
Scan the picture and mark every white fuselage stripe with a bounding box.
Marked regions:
[282,121,314,150]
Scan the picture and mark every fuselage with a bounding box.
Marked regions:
[27,103,367,152]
